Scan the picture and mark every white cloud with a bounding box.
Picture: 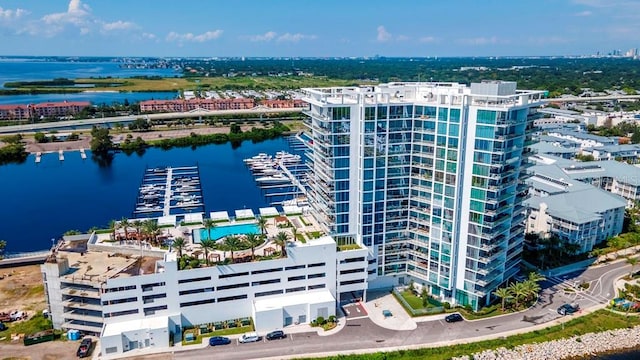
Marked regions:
[419,36,437,43]
[166,30,223,43]
[248,31,277,42]
[396,35,410,42]
[0,7,29,21]
[574,10,592,16]
[458,36,501,45]
[277,33,317,43]
[376,25,391,42]
[102,20,136,32]
[142,32,156,40]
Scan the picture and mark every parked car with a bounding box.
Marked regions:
[557,303,580,316]
[238,332,260,343]
[9,311,25,322]
[266,330,286,340]
[209,336,231,346]
[76,337,93,358]
[445,313,464,323]
[0,322,6,331]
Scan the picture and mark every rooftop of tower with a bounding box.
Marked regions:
[301,81,547,108]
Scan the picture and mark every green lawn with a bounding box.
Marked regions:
[306,310,640,360]
[0,315,56,342]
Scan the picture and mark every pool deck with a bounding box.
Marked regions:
[95,212,323,263]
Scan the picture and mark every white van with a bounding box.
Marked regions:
[238,332,260,343]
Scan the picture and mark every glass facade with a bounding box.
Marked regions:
[302,82,545,310]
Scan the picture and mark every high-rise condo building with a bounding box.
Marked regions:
[301,81,546,309]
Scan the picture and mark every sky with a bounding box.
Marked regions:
[0,0,639,58]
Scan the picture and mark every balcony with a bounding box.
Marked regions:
[61,287,100,299]
[62,300,102,311]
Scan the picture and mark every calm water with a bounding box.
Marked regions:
[0,59,180,104]
[0,59,179,87]
[0,138,298,254]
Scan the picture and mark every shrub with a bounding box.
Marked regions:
[443,302,451,310]
[328,315,336,323]
[316,316,326,325]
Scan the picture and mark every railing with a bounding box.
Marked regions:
[2,249,51,259]
[391,287,445,316]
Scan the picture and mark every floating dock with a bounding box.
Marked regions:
[132,165,205,219]
[80,148,87,159]
[58,149,64,161]
[35,152,41,164]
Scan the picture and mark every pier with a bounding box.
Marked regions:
[58,149,64,161]
[35,152,41,163]
[244,146,310,206]
[132,165,205,219]
[80,148,87,159]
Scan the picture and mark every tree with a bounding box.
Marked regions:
[494,287,512,312]
[291,226,298,242]
[143,219,160,246]
[120,218,130,241]
[257,217,268,236]
[108,219,118,242]
[172,237,186,258]
[223,236,243,263]
[245,233,263,260]
[202,218,216,241]
[421,287,429,308]
[274,231,290,257]
[0,240,6,260]
[527,272,546,284]
[200,239,217,266]
[627,257,638,279]
[132,220,143,243]
[508,282,528,308]
[522,280,541,303]
[90,126,113,155]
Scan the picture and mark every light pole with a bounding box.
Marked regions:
[50,238,55,249]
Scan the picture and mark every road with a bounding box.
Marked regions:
[171,260,631,360]
[0,107,304,134]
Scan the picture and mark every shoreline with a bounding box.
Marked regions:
[454,326,640,360]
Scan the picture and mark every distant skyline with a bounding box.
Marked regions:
[0,0,639,58]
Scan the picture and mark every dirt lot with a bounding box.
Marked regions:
[0,264,46,314]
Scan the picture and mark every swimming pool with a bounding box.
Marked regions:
[194,223,260,242]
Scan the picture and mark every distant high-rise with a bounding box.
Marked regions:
[302,81,546,309]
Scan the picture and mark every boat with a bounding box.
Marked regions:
[256,174,291,184]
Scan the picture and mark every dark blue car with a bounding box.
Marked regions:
[209,336,231,346]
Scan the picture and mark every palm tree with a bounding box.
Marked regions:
[274,231,290,257]
[143,219,160,246]
[120,217,130,240]
[522,280,541,303]
[527,272,546,284]
[200,239,217,266]
[627,257,639,279]
[203,218,216,241]
[0,240,6,260]
[508,282,528,309]
[494,287,512,312]
[291,226,298,242]
[132,220,143,242]
[172,237,186,258]
[245,233,263,260]
[257,217,268,236]
[108,219,118,242]
[223,236,243,263]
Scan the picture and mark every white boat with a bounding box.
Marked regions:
[256,168,281,176]
[256,174,291,184]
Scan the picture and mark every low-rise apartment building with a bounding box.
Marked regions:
[0,101,90,121]
[525,160,627,253]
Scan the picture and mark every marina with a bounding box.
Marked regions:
[244,147,310,206]
[132,165,205,219]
